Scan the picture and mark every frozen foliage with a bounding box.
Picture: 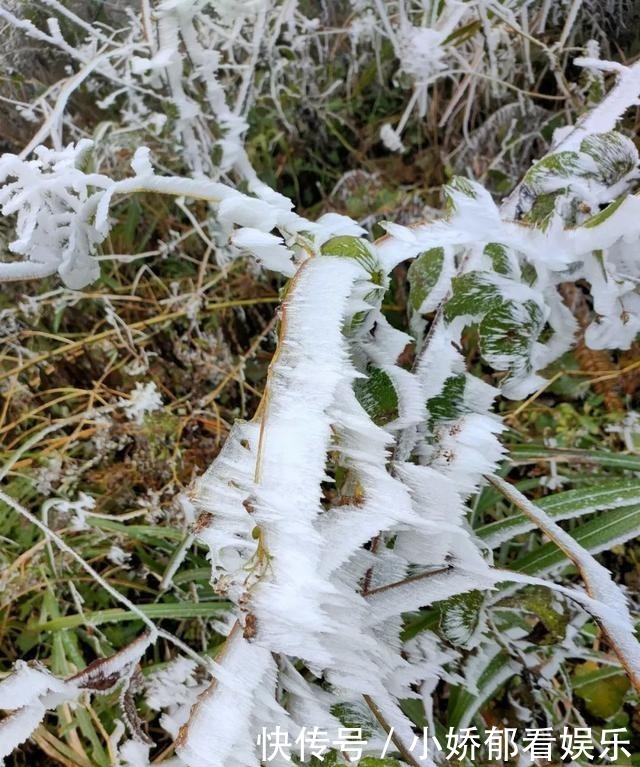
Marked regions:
[181,96,640,760]
[0,635,150,760]
[1,2,640,766]
[0,141,103,286]
[0,0,623,191]
[145,657,207,741]
[380,123,406,154]
[118,381,164,424]
[45,491,96,531]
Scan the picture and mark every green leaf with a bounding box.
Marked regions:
[172,567,214,585]
[573,662,630,718]
[508,444,640,472]
[582,193,628,228]
[399,698,426,728]
[518,131,638,229]
[401,607,441,642]
[407,247,445,312]
[427,374,467,424]
[477,479,640,547]
[579,132,638,186]
[354,368,399,426]
[519,150,585,228]
[523,150,582,190]
[447,648,517,727]
[443,19,481,45]
[484,243,511,275]
[89,518,185,542]
[330,703,377,738]
[510,505,640,575]
[478,298,544,371]
[443,273,545,386]
[440,590,485,647]
[523,191,564,229]
[499,586,568,643]
[444,272,499,321]
[321,236,383,284]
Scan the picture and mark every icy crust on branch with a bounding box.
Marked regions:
[193,419,261,601]
[183,256,387,764]
[178,633,287,767]
[184,246,501,766]
[0,141,365,287]
[0,0,286,181]
[0,142,104,287]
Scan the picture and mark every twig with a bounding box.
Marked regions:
[362,695,422,767]
[363,567,451,597]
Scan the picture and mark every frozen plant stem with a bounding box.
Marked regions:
[488,475,640,692]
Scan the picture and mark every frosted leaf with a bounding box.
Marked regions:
[0,635,149,760]
[315,212,366,239]
[407,247,452,315]
[0,661,68,710]
[231,228,295,276]
[367,568,496,624]
[131,147,154,176]
[118,382,163,424]
[1,13,639,759]
[145,658,201,711]
[397,25,446,84]
[178,635,285,767]
[209,0,268,21]
[217,195,279,231]
[118,740,152,767]
[46,492,96,531]
[108,545,131,566]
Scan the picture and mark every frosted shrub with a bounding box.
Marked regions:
[1,3,640,766]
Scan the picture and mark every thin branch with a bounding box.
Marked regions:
[363,566,451,597]
[363,695,423,767]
